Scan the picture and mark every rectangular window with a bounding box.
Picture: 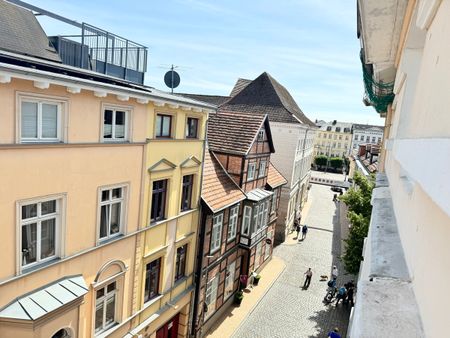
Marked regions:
[186,117,199,138]
[144,258,161,302]
[156,114,172,138]
[21,99,61,142]
[338,143,341,148]
[366,136,370,142]
[335,127,341,132]
[372,137,376,143]
[262,200,269,227]
[328,134,332,139]
[181,175,194,211]
[205,274,219,319]
[378,137,382,143]
[257,129,265,141]
[257,203,264,230]
[242,206,252,236]
[339,135,342,140]
[99,187,124,241]
[258,160,266,178]
[247,163,256,181]
[354,135,358,140]
[175,245,187,282]
[271,193,277,213]
[211,214,223,253]
[227,205,239,241]
[151,180,167,222]
[21,199,60,268]
[252,204,259,234]
[254,241,262,269]
[95,281,117,333]
[224,261,236,299]
[103,108,128,141]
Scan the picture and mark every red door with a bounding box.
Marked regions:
[156,313,179,338]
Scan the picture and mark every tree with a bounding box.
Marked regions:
[329,157,344,170]
[339,172,375,275]
[314,155,328,167]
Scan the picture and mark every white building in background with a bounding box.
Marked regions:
[351,1,450,337]
[351,123,384,150]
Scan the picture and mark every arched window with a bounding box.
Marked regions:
[52,328,71,338]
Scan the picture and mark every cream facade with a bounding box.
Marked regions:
[0,61,213,338]
[350,0,450,336]
[313,120,353,158]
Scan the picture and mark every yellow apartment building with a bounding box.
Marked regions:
[0,3,214,337]
[313,120,353,158]
[126,104,207,338]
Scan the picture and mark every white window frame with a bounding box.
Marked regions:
[247,163,256,181]
[227,205,239,241]
[258,160,266,178]
[18,196,64,270]
[18,95,65,143]
[94,280,118,334]
[224,261,236,299]
[205,274,219,319]
[241,206,252,236]
[210,214,223,253]
[262,200,269,227]
[97,184,128,243]
[257,203,264,231]
[101,105,131,142]
[252,204,259,235]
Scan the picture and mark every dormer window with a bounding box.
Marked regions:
[258,130,265,141]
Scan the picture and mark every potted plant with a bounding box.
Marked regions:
[253,274,261,286]
[234,291,244,305]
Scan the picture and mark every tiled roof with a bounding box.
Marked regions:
[266,162,288,188]
[176,93,230,106]
[317,121,353,132]
[207,110,268,155]
[223,72,315,126]
[352,123,384,131]
[0,1,61,62]
[201,151,245,212]
[230,78,252,97]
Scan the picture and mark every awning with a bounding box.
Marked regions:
[246,188,273,202]
[0,275,88,321]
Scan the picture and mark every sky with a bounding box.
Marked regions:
[28,0,382,125]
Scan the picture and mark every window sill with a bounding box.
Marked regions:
[95,322,119,338]
[227,236,237,243]
[174,275,188,287]
[143,294,164,309]
[101,140,130,143]
[21,257,60,274]
[20,140,64,144]
[98,233,124,246]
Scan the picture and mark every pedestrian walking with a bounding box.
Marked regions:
[294,219,300,239]
[328,328,341,338]
[301,224,308,240]
[345,280,356,306]
[335,285,347,305]
[331,265,338,280]
[303,268,313,289]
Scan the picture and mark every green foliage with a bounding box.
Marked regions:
[314,155,328,167]
[339,172,375,275]
[329,157,344,169]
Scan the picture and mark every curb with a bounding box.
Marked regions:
[229,258,287,338]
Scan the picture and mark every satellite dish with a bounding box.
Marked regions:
[164,68,180,93]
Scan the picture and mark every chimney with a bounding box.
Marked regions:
[332,120,337,125]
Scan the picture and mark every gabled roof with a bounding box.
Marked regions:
[207,110,274,155]
[201,151,246,212]
[230,78,252,97]
[0,275,88,321]
[352,123,384,131]
[266,162,288,189]
[0,0,61,62]
[176,93,230,106]
[223,72,315,126]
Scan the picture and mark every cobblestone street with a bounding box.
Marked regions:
[233,183,352,338]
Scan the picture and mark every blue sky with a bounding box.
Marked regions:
[29,0,382,125]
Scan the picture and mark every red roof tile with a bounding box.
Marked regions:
[267,162,288,188]
[201,151,246,212]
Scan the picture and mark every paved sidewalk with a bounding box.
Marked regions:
[205,256,286,338]
[233,184,352,338]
